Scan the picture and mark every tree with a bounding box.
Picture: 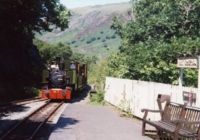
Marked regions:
[0,0,70,100]
[110,0,200,86]
[0,0,70,36]
[35,40,72,63]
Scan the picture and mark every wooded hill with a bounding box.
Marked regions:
[39,2,132,59]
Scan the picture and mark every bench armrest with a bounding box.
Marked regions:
[141,109,163,120]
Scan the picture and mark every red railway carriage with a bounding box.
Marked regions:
[40,59,87,101]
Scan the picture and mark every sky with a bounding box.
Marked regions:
[60,0,130,9]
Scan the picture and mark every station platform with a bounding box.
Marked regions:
[49,99,151,140]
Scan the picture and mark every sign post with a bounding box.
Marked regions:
[177,57,199,106]
[198,56,200,90]
[178,68,183,87]
[178,68,183,98]
[198,56,200,107]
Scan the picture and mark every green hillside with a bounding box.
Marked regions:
[38,2,132,59]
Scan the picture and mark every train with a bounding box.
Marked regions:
[40,58,87,101]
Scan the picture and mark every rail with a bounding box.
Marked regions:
[0,100,63,140]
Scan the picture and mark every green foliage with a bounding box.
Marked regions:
[86,40,92,44]
[111,34,116,39]
[34,40,72,63]
[24,87,40,97]
[0,0,70,36]
[103,44,108,48]
[86,37,97,44]
[101,39,106,42]
[91,37,96,41]
[71,40,76,44]
[111,16,123,37]
[110,0,200,86]
[0,0,70,100]
[90,91,105,105]
[71,53,86,62]
[89,60,108,91]
[107,53,129,78]
[106,36,111,40]
[71,53,98,73]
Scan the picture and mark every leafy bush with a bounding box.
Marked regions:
[71,40,76,44]
[91,37,96,41]
[86,40,92,44]
[101,39,106,42]
[66,42,70,45]
[103,44,108,48]
[24,87,39,97]
[86,37,96,44]
[100,31,104,34]
[90,91,104,104]
[111,34,116,39]
[89,60,108,92]
[106,36,110,39]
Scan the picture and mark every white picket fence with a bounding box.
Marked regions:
[104,77,199,120]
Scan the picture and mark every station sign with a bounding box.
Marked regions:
[177,58,198,68]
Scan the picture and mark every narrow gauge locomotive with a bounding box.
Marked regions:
[40,58,87,101]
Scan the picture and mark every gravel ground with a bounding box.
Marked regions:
[0,101,47,136]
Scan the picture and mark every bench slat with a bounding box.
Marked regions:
[144,120,197,138]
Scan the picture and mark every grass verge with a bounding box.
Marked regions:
[90,91,105,105]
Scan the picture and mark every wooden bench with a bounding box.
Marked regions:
[141,94,200,140]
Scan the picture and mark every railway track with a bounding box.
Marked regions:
[0,101,63,140]
[0,98,49,112]
[1,97,48,107]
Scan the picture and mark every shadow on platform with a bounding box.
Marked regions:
[0,104,29,118]
[71,84,91,103]
[36,116,80,140]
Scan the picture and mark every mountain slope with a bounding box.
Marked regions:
[39,2,132,59]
